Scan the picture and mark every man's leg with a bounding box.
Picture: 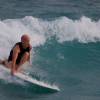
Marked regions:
[16,52,30,70]
[4,61,12,68]
[0,59,12,68]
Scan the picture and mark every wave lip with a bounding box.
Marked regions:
[47,16,100,43]
[0,16,100,50]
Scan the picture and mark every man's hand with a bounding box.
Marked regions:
[11,69,15,76]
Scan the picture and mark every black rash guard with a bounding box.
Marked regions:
[8,42,31,64]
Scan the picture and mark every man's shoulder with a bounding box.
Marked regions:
[15,42,21,46]
[13,43,20,52]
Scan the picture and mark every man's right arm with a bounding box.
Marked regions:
[11,45,19,75]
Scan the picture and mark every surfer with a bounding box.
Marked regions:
[0,34,32,75]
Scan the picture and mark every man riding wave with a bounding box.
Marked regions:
[0,34,32,75]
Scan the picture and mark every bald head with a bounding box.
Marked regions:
[21,34,31,48]
[21,34,30,42]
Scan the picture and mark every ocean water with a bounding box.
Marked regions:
[0,0,100,100]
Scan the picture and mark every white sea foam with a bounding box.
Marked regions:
[46,16,100,43]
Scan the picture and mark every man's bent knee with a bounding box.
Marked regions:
[23,52,30,61]
[24,52,29,57]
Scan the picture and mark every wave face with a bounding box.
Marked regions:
[0,16,100,100]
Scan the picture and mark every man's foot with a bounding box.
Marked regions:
[0,60,5,65]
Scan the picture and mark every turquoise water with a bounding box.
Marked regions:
[0,0,100,100]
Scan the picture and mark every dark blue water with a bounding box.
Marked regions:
[0,0,100,20]
[0,0,100,100]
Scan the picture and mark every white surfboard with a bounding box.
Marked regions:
[0,65,60,92]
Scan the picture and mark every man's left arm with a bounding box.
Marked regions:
[28,45,32,64]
